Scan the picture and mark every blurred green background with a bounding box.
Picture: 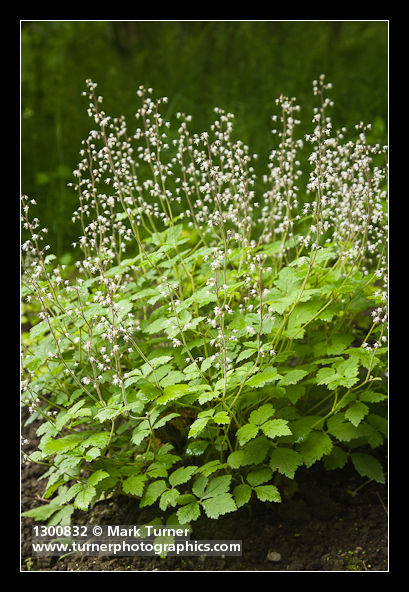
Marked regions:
[21,20,388,256]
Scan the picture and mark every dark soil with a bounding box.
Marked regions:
[21,413,388,572]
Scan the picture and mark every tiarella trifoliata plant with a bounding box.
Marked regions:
[21,75,388,528]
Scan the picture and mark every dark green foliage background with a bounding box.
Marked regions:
[21,20,388,255]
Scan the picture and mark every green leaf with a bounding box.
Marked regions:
[314,333,355,356]
[94,406,123,422]
[156,384,191,405]
[201,357,214,373]
[30,319,51,340]
[177,502,201,524]
[47,505,75,526]
[359,391,387,403]
[233,484,252,508]
[269,448,303,479]
[196,460,225,477]
[42,435,82,455]
[285,384,306,405]
[345,402,369,427]
[124,374,142,389]
[143,317,170,335]
[275,267,303,295]
[249,404,275,426]
[67,399,87,417]
[315,358,359,390]
[335,357,360,378]
[202,493,237,519]
[58,483,83,505]
[192,475,209,498]
[247,368,280,388]
[246,467,273,487]
[236,349,257,363]
[254,485,281,503]
[236,423,259,446]
[261,419,292,439]
[83,432,110,449]
[327,414,365,442]
[361,423,384,449]
[315,367,338,388]
[289,416,324,444]
[287,300,322,332]
[188,417,210,438]
[213,411,230,425]
[129,287,159,302]
[367,414,388,437]
[84,447,102,461]
[21,503,61,521]
[131,423,151,446]
[83,303,108,321]
[87,470,109,488]
[198,390,219,405]
[186,440,209,456]
[278,369,308,387]
[140,480,168,507]
[175,494,196,506]
[323,446,348,470]
[122,474,148,497]
[227,450,245,469]
[146,462,169,479]
[202,475,232,499]
[299,431,333,468]
[351,453,385,484]
[44,473,65,499]
[159,488,180,511]
[160,371,187,388]
[241,436,271,466]
[74,485,96,511]
[344,347,376,369]
[141,356,173,376]
[169,466,198,488]
[152,413,180,429]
